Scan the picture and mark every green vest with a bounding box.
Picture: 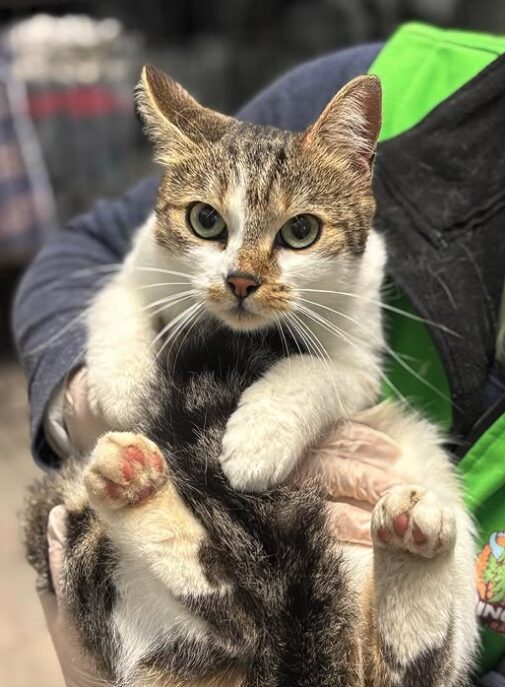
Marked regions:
[370,22,505,672]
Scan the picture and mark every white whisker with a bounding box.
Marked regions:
[40,264,121,296]
[299,298,454,407]
[290,312,325,367]
[142,290,198,314]
[65,263,121,277]
[297,304,407,404]
[169,305,204,373]
[139,281,192,289]
[151,300,198,351]
[274,315,291,370]
[147,293,198,321]
[298,288,460,337]
[283,314,305,359]
[290,311,345,414]
[156,302,203,363]
[134,266,193,280]
[291,310,335,380]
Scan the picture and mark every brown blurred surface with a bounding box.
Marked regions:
[0,360,64,687]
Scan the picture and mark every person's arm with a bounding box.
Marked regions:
[12,176,158,467]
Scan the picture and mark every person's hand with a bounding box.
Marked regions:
[36,505,111,687]
[296,409,406,545]
[64,367,110,456]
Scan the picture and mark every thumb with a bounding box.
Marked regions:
[47,504,68,602]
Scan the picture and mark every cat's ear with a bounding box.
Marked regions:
[136,65,233,162]
[302,75,382,171]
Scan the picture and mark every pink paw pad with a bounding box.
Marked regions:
[371,485,457,559]
[148,452,164,473]
[120,446,147,481]
[412,523,427,545]
[119,446,164,484]
[87,434,168,508]
[121,458,134,482]
[393,513,409,537]
[377,526,392,544]
[125,446,146,465]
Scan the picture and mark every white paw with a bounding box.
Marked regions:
[86,367,150,430]
[220,400,302,492]
[84,432,168,511]
[371,485,456,558]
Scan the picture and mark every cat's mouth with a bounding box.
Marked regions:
[214,300,271,332]
[205,284,276,331]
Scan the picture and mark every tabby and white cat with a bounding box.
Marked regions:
[25,66,478,686]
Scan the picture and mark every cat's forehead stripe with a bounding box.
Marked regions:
[223,153,284,247]
[225,163,247,241]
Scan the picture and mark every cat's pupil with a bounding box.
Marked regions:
[291,216,311,239]
[199,205,218,229]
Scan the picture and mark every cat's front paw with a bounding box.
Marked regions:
[220,402,302,491]
[84,432,168,511]
[86,367,149,430]
[371,485,456,558]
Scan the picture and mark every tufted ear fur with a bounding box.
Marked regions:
[302,75,382,171]
[135,64,233,163]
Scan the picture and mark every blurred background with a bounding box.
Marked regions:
[0,1,504,684]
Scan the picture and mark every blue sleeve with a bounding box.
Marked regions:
[13,176,158,466]
[237,43,383,130]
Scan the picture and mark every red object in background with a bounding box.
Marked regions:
[28,85,131,119]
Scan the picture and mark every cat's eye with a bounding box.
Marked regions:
[188,202,227,240]
[277,214,320,249]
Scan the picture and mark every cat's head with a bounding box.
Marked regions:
[136,65,381,332]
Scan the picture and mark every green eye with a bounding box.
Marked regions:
[278,214,320,249]
[188,202,226,240]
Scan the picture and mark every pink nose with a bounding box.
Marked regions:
[226,272,260,299]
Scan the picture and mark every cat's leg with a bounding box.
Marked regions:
[86,276,157,429]
[219,231,387,494]
[365,484,475,687]
[220,354,381,491]
[84,432,243,685]
[86,215,197,430]
[84,431,219,599]
[354,400,478,682]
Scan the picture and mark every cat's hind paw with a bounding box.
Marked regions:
[371,485,456,558]
[84,432,167,510]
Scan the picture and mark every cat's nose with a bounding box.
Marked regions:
[226,272,261,299]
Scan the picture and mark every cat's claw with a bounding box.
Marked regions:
[85,432,167,510]
[371,485,456,558]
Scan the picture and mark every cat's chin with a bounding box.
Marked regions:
[211,305,271,333]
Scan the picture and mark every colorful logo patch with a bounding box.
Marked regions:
[476,531,505,635]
